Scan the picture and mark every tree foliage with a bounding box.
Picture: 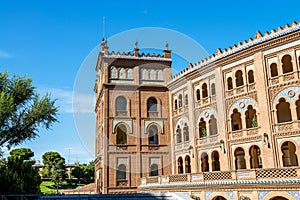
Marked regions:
[71,162,94,184]
[42,151,67,193]
[0,72,58,151]
[0,148,41,194]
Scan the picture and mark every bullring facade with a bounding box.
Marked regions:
[94,21,300,200]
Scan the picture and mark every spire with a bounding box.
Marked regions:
[164,41,171,58]
[134,40,139,57]
[100,38,109,55]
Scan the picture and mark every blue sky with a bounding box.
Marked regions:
[0,0,299,163]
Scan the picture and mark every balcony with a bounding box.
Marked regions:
[196,135,219,146]
[140,167,300,189]
[274,120,300,133]
[147,111,159,118]
[116,110,128,117]
[116,179,128,187]
[229,127,259,140]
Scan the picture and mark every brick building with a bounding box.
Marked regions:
[95,21,300,199]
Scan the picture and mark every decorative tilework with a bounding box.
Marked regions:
[112,119,132,134]
[258,191,269,200]
[225,192,234,200]
[273,86,300,106]
[197,108,217,122]
[144,120,164,134]
[229,98,258,116]
[206,191,213,200]
[288,191,300,200]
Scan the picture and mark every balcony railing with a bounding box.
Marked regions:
[274,120,300,133]
[141,167,300,186]
[229,127,259,140]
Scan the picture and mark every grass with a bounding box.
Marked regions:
[40,181,85,195]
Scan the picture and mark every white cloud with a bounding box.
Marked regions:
[38,86,95,114]
[0,50,12,58]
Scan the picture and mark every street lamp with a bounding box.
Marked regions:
[263,133,270,148]
[219,140,226,153]
[188,145,194,158]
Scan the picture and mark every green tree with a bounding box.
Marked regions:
[42,151,67,193]
[71,162,94,184]
[0,72,58,152]
[0,148,41,194]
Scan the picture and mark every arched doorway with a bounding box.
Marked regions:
[201,152,209,172]
[235,147,246,169]
[212,151,220,171]
[281,141,298,167]
[270,197,289,200]
[185,155,191,173]
[249,145,262,168]
[177,157,183,174]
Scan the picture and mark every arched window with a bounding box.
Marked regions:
[110,67,117,78]
[150,164,158,176]
[245,105,257,128]
[147,97,158,113]
[116,96,127,111]
[235,147,246,170]
[117,164,126,180]
[157,70,163,80]
[282,55,293,74]
[212,151,220,171]
[231,108,242,131]
[142,69,148,80]
[127,68,133,79]
[235,70,244,87]
[116,124,127,145]
[296,96,300,120]
[249,145,262,168]
[248,70,254,84]
[148,125,159,145]
[178,94,183,108]
[119,68,125,79]
[184,94,188,106]
[174,99,178,110]
[176,125,182,143]
[281,141,298,167]
[177,157,183,174]
[202,83,208,98]
[276,98,292,123]
[196,89,200,101]
[209,115,218,135]
[227,77,233,90]
[270,63,278,77]
[183,123,189,142]
[211,83,216,96]
[149,70,156,80]
[185,156,191,173]
[201,153,209,172]
[199,118,207,138]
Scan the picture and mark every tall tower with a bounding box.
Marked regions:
[94,40,172,194]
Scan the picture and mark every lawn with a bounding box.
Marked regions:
[40,181,85,194]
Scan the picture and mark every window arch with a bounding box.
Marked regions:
[183,123,189,142]
[231,108,242,131]
[148,124,159,145]
[296,95,300,120]
[127,68,133,79]
[270,63,278,77]
[157,70,163,80]
[282,55,293,74]
[212,151,220,171]
[176,125,182,143]
[117,164,126,180]
[276,98,292,123]
[281,141,298,167]
[116,124,127,145]
[196,89,200,101]
[110,67,117,78]
[235,70,244,87]
[116,96,127,111]
[235,147,246,170]
[211,83,216,96]
[184,94,188,106]
[177,157,183,174]
[209,115,218,135]
[142,69,148,80]
[185,156,191,173]
[245,105,257,128]
[149,70,156,80]
[248,70,254,84]
[201,153,209,172]
[147,97,158,112]
[249,145,262,168]
[199,118,207,138]
[202,83,208,98]
[178,94,183,108]
[150,164,158,176]
[119,68,125,79]
[174,99,178,110]
[227,77,233,90]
